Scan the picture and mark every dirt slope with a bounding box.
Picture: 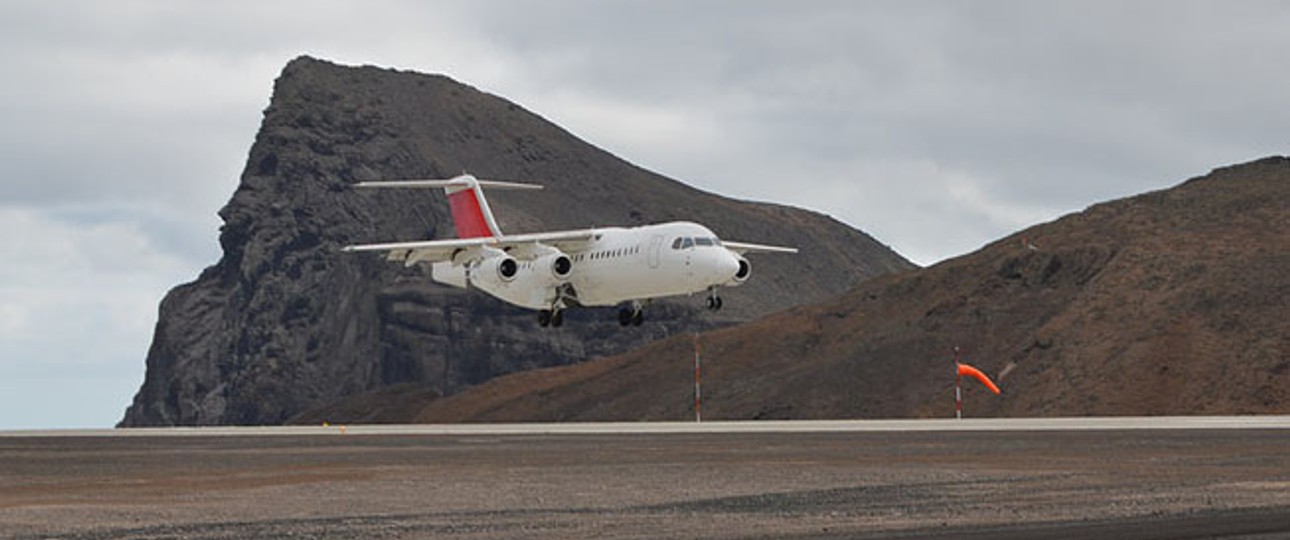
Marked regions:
[417,156,1289,421]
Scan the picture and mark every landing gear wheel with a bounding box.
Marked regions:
[538,310,552,327]
[618,302,645,327]
[706,295,723,311]
[551,309,564,328]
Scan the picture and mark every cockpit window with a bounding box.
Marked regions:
[672,236,722,249]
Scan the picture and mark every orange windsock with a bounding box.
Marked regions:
[957,363,1001,395]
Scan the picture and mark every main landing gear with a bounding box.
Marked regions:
[617,301,644,327]
[538,308,564,328]
[540,285,578,328]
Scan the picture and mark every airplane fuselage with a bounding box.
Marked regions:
[433,221,746,310]
[344,174,793,327]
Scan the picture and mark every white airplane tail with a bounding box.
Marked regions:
[355,174,542,239]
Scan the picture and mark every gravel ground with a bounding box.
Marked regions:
[2,429,1288,539]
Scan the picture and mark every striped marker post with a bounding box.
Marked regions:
[956,377,963,420]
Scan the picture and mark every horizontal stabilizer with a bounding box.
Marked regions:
[355,177,543,191]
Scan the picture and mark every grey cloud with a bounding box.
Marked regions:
[458,1,1288,218]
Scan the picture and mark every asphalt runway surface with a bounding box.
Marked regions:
[3,418,1290,539]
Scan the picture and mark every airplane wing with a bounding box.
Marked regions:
[341,237,488,264]
[495,229,599,253]
[723,241,799,255]
[342,229,600,265]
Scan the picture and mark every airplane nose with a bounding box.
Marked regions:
[716,250,740,280]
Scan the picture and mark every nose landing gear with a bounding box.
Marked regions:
[706,288,724,311]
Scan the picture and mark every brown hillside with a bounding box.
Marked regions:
[417,156,1289,421]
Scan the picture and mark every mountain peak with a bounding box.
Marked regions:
[121,57,912,426]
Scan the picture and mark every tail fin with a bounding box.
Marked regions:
[355,174,542,239]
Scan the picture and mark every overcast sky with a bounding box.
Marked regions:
[2,1,1286,429]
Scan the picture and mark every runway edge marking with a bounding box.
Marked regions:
[5,416,1290,437]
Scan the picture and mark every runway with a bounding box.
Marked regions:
[7,415,1290,438]
[3,417,1289,539]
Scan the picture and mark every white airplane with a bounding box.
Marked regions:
[343,174,797,327]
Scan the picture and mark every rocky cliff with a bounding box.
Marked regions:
[119,56,913,426]
[414,157,1289,421]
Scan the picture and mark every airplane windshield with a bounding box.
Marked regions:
[672,236,722,249]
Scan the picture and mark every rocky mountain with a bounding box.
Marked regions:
[414,157,1288,422]
[119,56,913,426]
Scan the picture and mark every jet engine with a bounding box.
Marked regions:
[727,255,751,286]
[468,245,576,310]
[473,253,519,283]
[535,252,573,281]
[507,243,573,282]
[498,257,519,281]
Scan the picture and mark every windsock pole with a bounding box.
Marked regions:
[956,376,963,420]
[954,346,963,420]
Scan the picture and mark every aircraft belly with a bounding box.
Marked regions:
[468,263,560,311]
[572,256,702,306]
[471,281,546,310]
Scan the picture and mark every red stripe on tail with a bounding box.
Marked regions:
[447,188,494,238]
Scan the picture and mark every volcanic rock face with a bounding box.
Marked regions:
[119,57,913,426]
[415,157,1289,422]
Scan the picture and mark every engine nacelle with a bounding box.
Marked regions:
[535,252,573,281]
[498,257,519,280]
[502,243,573,281]
[467,248,574,311]
[726,256,751,286]
[473,254,520,283]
